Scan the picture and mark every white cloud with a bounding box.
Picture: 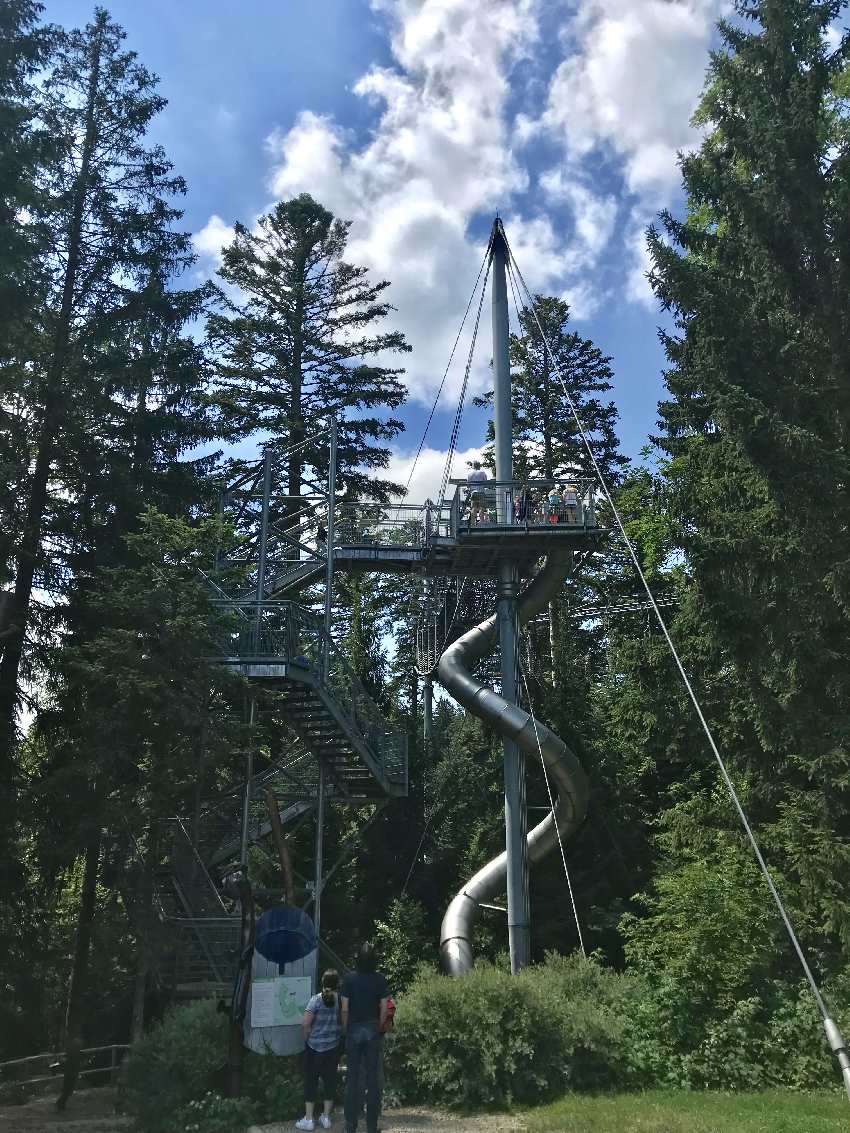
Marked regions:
[538,1,724,198]
[387,443,485,503]
[192,213,235,268]
[824,23,843,52]
[262,0,607,405]
[530,1,726,297]
[624,216,656,308]
[539,169,618,260]
[195,0,730,385]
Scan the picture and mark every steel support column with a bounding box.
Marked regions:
[424,675,433,747]
[313,761,326,945]
[491,219,529,972]
[323,419,337,680]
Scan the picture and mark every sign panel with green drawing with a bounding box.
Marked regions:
[250,976,312,1028]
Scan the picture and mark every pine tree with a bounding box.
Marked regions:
[33,510,242,1105]
[474,295,627,486]
[0,8,193,794]
[0,1,52,345]
[208,193,410,506]
[647,0,850,948]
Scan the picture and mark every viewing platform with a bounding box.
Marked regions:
[334,478,604,578]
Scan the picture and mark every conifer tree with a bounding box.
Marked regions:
[0,8,193,789]
[647,0,850,948]
[208,194,409,505]
[475,296,627,485]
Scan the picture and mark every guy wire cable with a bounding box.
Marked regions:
[519,655,586,956]
[504,230,850,1099]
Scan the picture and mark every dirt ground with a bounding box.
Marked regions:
[0,1090,526,1133]
[0,1088,131,1132]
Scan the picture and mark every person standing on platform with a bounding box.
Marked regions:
[341,944,389,1133]
[562,483,578,523]
[296,970,343,1131]
[466,460,488,524]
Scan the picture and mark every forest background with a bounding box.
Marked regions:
[2,0,850,1109]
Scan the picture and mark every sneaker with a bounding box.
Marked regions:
[319,1117,333,1130]
[295,1120,315,1131]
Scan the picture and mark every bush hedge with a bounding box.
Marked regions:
[386,953,647,1108]
[121,999,302,1133]
[123,956,850,1125]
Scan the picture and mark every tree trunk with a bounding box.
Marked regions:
[56,830,102,1111]
[224,878,255,1098]
[130,826,157,1045]
[0,23,104,768]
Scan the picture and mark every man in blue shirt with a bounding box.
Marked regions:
[341,944,388,1133]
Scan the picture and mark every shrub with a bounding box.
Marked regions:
[122,999,304,1132]
[619,847,850,1091]
[386,953,648,1109]
[374,896,435,995]
[242,1050,303,1123]
[121,999,227,1133]
[176,1091,256,1133]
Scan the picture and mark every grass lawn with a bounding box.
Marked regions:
[523,1089,848,1132]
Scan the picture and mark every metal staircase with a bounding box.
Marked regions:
[213,599,407,799]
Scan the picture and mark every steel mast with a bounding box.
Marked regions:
[491,218,530,971]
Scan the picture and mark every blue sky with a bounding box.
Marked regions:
[43,0,730,497]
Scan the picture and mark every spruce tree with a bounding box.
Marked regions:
[0,8,192,787]
[0,1,52,345]
[474,295,627,485]
[648,0,850,948]
[208,193,409,505]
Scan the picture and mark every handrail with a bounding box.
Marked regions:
[0,1044,129,1087]
[210,598,405,788]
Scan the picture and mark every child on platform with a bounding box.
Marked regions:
[296,970,342,1131]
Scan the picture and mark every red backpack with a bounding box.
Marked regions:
[380,996,396,1034]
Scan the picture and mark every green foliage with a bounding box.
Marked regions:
[647,0,850,950]
[122,999,303,1133]
[374,895,434,995]
[121,1000,226,1133]
[241,1052,303,1123]
[619,843,850,1089]
[208,192,409,503]
[387,954,645,1108]
[176,1092,256,1133]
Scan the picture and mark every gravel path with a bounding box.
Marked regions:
[250,1114,527,1133]
[0,1091,527,1133]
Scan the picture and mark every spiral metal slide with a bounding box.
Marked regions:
[437,551,590,976]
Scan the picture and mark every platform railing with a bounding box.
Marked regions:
[0,1045,129,1089]
[447,478,597,535]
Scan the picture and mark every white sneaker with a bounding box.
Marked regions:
[319,1116,333,1129]
[295,1120,315,1131]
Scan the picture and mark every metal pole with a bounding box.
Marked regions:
[240,698,256,869]
[491,218,529,972]
[314,761,326,950]
[255,449,273,650]
[323,419,338,680]
[424,675,433,747]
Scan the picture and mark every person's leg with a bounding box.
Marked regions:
[364,1033,381,1133]
[300,1047,318,1125]
[344,1033,365,1132]
[320,1047,338,1121]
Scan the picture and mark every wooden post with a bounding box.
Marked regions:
[264,788,295,905]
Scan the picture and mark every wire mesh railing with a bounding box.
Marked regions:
[210,600,407,791]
